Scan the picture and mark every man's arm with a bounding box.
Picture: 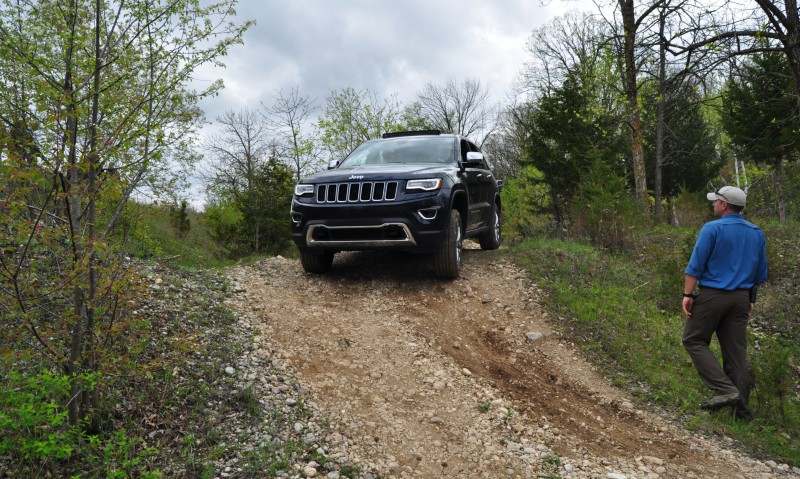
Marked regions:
[748,286,758,315]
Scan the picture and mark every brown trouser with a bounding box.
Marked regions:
[682,287,751,403]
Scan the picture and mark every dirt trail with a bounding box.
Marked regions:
[227,245,790,478]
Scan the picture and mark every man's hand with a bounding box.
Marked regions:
[682,296,694,317]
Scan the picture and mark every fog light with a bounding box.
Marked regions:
[417,208,438,220]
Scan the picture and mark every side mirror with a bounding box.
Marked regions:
[327,160,340,170]
[464,151,484,165]
[496,179,505,190]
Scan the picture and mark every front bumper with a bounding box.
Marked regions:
[291,196,449,252]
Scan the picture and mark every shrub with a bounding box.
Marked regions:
[0,370,75,464]
[204,158,294,258]
[500,165,551,242]
[170,200,192,238]
[0,370,159,476]
[569,160,645,251]
[668,186,712,228]
[751,336,797,423]
[203,199,245,256]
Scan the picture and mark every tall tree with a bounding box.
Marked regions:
[519,67,627,226]
[615,0,668,212]
[205,108,274,197]
[669,0,800,112]
[317,87,405,163]
[204,108,293,254]
[0,0,250,427]
[263,87,321,181]
[646,0,724,217]
[411,78,497,146]
[519,11,610,95]
[642,80,722,200]
[481,106,525,180]
[721,51,800,222]
[515,11,626,225]
[666,0,800,223]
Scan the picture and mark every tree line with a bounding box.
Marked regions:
[206,0,798,257]
[201,79,498,256]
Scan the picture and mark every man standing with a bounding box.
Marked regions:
[682,186,768,420]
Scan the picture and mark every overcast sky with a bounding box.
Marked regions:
[194,0,595,126]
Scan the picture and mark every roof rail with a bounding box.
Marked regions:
[381,130,441,139]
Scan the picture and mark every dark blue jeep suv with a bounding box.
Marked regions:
[290,130,501,278]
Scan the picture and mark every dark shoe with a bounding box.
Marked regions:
[734,409,753,421]
[700,392,740,411]
[734,399,753,421]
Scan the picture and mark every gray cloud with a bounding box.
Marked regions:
[195,0,589,123]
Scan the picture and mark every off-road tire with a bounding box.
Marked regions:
[478,202,501,250]
[300,250,335,273]
[433,210,463,279]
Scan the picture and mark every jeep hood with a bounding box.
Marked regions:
[300,164,455,183]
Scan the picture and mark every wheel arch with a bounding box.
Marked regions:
[493,191,502,214]
[450,189,469,234]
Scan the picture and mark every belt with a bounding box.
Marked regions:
[698,286,750,292]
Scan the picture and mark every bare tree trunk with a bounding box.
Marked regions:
[292,130,302,182]
[620,0,650,214]
[775,159,786,224]
[550,189,564,232]
[63,0,85,428]
[81,0,104,432]
[654,10,667,219]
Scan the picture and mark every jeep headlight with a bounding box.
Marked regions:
[406,178,442,192]
[294,184,314,196]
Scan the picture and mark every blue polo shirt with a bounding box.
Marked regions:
[685,213,768,290]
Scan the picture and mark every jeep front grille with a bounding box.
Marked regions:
[315,181,399,203]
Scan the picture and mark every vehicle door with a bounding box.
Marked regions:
[460,140,493,231]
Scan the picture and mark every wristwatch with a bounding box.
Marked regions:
[683,293,695,298]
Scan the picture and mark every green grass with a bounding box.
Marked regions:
[510,227,800,466]
[115,201,300,269]
[116,201,232,269]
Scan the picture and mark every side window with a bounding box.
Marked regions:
[459,139,469,163]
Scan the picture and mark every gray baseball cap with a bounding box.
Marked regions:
[706,186,746,206]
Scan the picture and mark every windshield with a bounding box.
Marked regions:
[338,137,455,168]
